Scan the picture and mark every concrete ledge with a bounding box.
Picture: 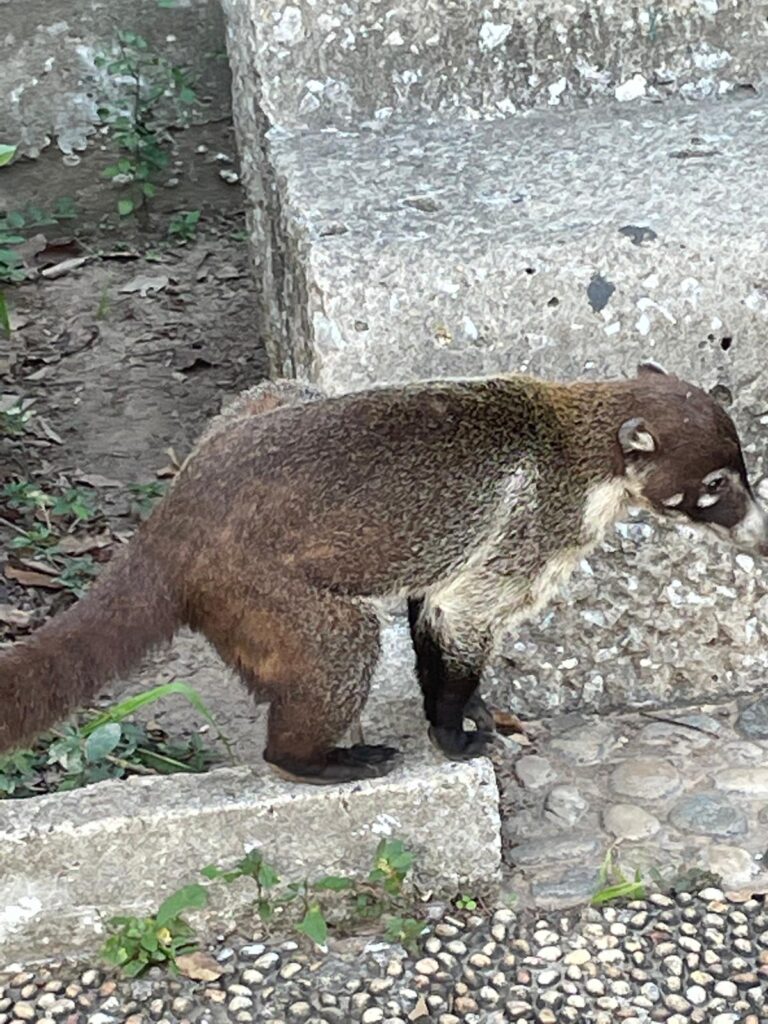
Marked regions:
[0,754,500,963]
[222,0,767,131]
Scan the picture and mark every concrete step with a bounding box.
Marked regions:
[222,0,767,130]
[230,89,768,715]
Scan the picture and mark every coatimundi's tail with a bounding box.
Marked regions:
[0,539,180,753]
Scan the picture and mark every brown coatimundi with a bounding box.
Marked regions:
[1,363,766,784]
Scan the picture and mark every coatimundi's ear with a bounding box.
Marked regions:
[618,416,657,454]
[637,360,669,377]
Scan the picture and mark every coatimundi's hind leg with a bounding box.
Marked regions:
[216,578,399,784]
[407,598,496,760]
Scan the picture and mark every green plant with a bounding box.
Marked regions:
[0,401,33,436]
[96,30,197,224]
[129,480,168,519]
[0,187,77,336]
[9,524,58,556]
[102,884,208,976]
[168,209,201,243]
[455,893,478,911]
[0,682,230,800]
[384,915,427,951]
[2,480,52,514]
[202,848,281,924]
[55,555,100,596]
[50,487,99,523]
[592,850,646,907]
[369,838,414,895]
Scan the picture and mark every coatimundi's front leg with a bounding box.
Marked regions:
[407,597,497,759]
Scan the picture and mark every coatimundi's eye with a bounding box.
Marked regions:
[698,471,726,508]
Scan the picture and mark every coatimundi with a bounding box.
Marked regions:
[1,363,766,784]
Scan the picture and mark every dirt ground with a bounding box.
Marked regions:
[1,143,275,762]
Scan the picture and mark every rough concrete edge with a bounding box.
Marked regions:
[0,756,501,964]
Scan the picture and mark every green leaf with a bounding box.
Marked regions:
[81,680,233,759]
[140,929,159,952]
[313,875,354,891]
[6,211,24,229]
[296,905,327,946]
[156,884,208,926]
[117,198,135,217]
[0,291,10,338]
[0,144,17,168]
[178,86,196,104]
[84,723,122,763]
[143,182,156,198]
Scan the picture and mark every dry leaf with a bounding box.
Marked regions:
[175,951,224,982]
[0,604,33,627]
[120,273,170,297]
[6,566,64,590]
[35,417,64,444]
[408,996,429,1021]
[54,533,112,555]
[76,472,124,489]
[40,256,90,279]
[492,709,529,735]
[17,558,58,575]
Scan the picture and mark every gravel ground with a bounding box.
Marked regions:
[1,887,767,1024]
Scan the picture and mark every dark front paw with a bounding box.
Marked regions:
[428,725,496,761]
[462,693,496,733]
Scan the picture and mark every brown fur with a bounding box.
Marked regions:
[1,370,763,780]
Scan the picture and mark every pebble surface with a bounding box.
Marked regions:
[1,888,767,1023]
[496,697,768,906]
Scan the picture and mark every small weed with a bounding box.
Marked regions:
[0,682,230,799]
[592,850,646,907]
[0,401,33,436]
[102,884,208,977]
[96,29,197,224]
[129,480,168,519]
[9,524,59,556]
[50,487,99,524]
[95,284,111,320]
[2,480,53,514]
[202,848,281,924]
[168,209,201,243]
[55,555,100,596]
[455,893,478,911]
[384,915,427,951]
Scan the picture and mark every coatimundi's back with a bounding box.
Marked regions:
[1,364,765,784]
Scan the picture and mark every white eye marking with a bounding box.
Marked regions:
[697,492,721,508]
[661,492,684,508]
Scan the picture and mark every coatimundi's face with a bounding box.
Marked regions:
[618,362,768,555]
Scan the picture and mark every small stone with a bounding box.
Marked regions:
[537,946,562,962]
[538,970,559,986]
[545,786,589,825]
[700,887,726,900]
[686,986,708,1007]
[229,997,253,1012]
[610,757,680,799]
[666,995,691,1013]
[604,803,660,840]
[516,755,556,788]
[12,1008,34,1022]
[254,952,280,971]
[288,1001,311,1021]
[669,794,747,837]
[414,958,439,976]
[550,722,617,764]
[736,696,768,739]
[712,1016,739,1024]
[564,949,591,966]
[716,768,768,796]
[240,944,266,958]
[714,981,738,999]
[707,845,755,884]
[280,962,302,980]
[362,1010,384,1024]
